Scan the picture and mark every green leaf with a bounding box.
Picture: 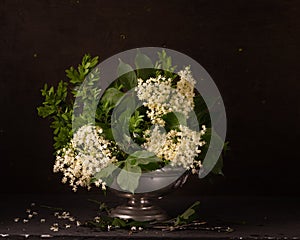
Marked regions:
[127,150,160,166]
[139,161,160,171]
[193,94,211,128]
[100,87,124,107]
[41,83,48,96]
[66,54,99,86]
[117,163,141,193]
[181,201,200,219]
[94,164,118,180]
[97,122,113,141]
[155,50,177,79]
[111,218,126,227]
[141,159,160,166]
[117,59,137,90]
[181,208,195,220]
[37,54,99,152]
[61,113,69,121]
[99,202,109,212]
[162,112,187,130]
[135,50,153,69]
[37,105,56,118]
[111,93,138,152]
[132,157,159,166]
[175,201,200,226]
[130,150,155,158]
[129,110,144,133]
[135,50,154,80]
[49,86,54,95]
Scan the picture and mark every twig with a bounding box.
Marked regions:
[40,205,63,211]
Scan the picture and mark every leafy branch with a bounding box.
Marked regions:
[37,54,99,150]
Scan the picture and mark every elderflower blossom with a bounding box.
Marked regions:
[135,67,196,126]
[177,66,195,106]
[53,125,116,192]
[135,76,172,125]
[137,67,206,170]
[50,223,59,232]
[143,125,206,169]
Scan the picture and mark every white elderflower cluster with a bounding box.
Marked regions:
[53,125,116,191]
[143,126,167,154]
[177,66,196,103]
[143,125,206,169]
[135,76,172,125]
[135,67,196,126]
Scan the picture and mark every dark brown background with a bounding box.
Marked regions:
[0,0,299,195]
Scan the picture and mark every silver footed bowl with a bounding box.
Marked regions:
[109,166,190,222]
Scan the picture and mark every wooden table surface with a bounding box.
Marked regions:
[0,193,299,239]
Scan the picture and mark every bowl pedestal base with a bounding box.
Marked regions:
[110,196,168,222]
